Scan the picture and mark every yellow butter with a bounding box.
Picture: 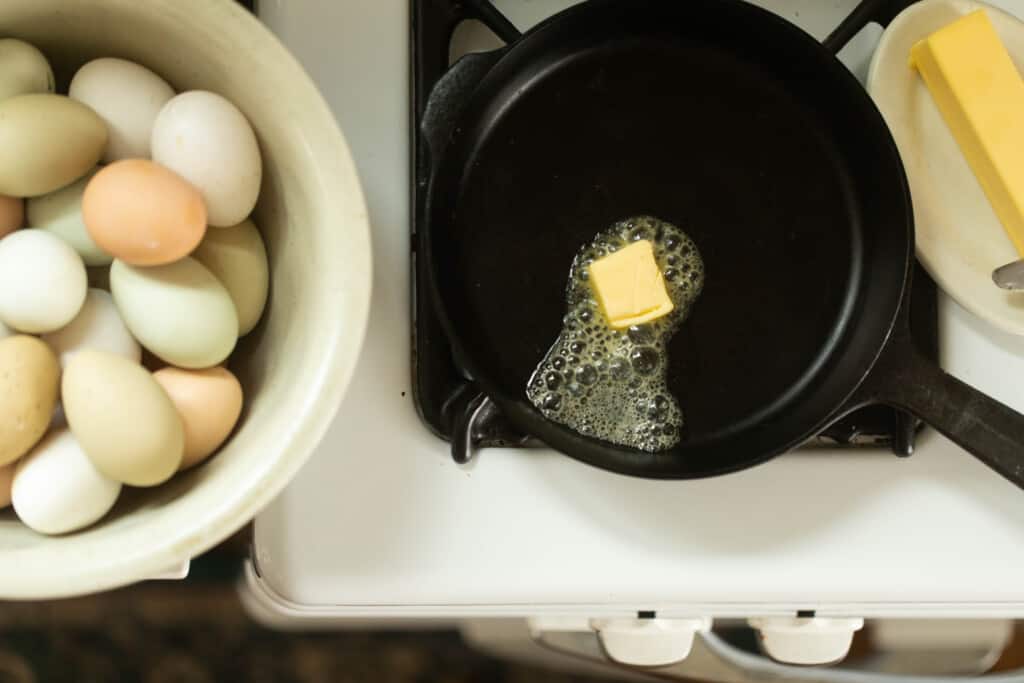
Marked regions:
[588,239,673,329]
[910,10,1024,256]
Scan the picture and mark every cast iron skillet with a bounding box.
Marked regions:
[422,0,1024,486]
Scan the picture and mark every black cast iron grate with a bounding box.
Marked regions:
[411,0,938,461]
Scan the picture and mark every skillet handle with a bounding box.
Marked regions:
[446,388,531,464]
[856,334,1024,490]
[823,0,915,54]
[420,48,507,168]
[415,0,519,168]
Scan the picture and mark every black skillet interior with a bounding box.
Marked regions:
[425,0,913,477]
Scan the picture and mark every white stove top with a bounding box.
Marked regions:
[250,0,1024,618]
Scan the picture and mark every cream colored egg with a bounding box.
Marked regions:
[193,218,269,336]
[0,94,107,197]
[110,257,238,368]
[0,39,54,101]
[43,289,140,368]
[12,428,121,535]
[63,350,183,486]
[69,58,174,163]
[154,366,243,470]
[151,91,262,227]
[0,336,59,466]
[0,194,23,238]
[0,461,15,509]
[27,168,111,266]
[0,229,88,333]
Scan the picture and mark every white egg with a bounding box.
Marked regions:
[151,91,262,227]
[69,58,174,162]
[12,428,121,535]
[0,229,87,333]
[42,289,140,368]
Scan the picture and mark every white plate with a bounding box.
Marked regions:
[868,0,1024,335]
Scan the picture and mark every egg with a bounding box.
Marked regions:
[63,350,184,486]
[83,160,206,266]
[153,366,243,470]
[0,39,54,101]
[111,257,238,368]
[0,194,23,238]
[26,168,110,266]
[43,289,140,368]
[0,336,59,466]
[0,461,14,509]
[193,218,269,336]
[12,428,121,535]
[151,91,262,227]
[0,229,88,333]
[69,57,175,162]
[0,94,107,197]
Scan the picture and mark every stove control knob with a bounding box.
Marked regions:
[591,617,712,667]
[749,617,864,665]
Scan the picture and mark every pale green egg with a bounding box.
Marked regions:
[27,168,112,266]
[110,257,238,369]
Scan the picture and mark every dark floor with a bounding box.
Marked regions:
[0,595,605,683]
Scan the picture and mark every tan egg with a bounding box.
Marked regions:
[153,366,243,470]
[0,39,54,101]
[82,160,207,266]
[193,218,269,336]
[63,350,183,486]
[0,461,15,508]
[0,194,22,238]
[0,336,59,466]
[0,94,106,197]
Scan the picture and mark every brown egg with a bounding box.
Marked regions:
[82,159,206,266]
[0,461,14,508]
[153,366,243,470]
[0,335,59,466]
[0,194,23,237]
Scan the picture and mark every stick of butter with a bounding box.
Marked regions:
[910,10,1024,256]
[588,239,673,329]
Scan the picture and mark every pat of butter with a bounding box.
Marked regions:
[910,10,1024,256]
[588,240,673,329]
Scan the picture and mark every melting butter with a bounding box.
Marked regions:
[526,216,704,452]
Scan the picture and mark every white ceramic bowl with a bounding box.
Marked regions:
[0,0,372,598]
